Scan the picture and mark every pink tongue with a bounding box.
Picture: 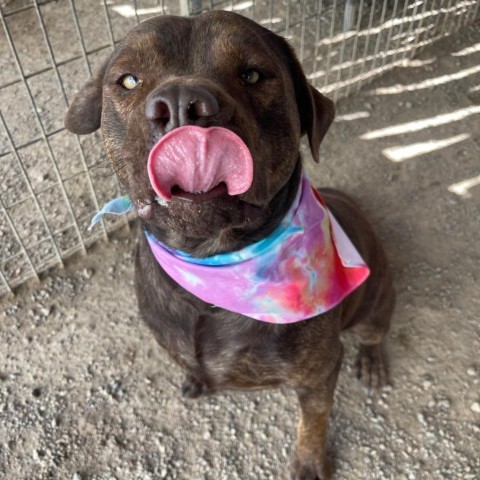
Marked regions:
[147,126,254,201]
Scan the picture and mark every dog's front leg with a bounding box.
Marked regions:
[291,347,343,480]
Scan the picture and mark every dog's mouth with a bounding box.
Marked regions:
[147,126,254,202]
[170,181,228,202]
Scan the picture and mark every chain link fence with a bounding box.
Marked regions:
[0,0,478,295]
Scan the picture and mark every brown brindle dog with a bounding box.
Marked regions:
[65,11,394,480]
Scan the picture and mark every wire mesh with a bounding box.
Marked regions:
[0,0,478,296]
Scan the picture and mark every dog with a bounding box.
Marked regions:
[65,11,394,479]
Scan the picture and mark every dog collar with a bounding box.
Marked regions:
[144,175,370,323]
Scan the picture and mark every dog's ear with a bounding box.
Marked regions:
[298,84,335,164]
[283,43,335,163]
[64,62,108,135]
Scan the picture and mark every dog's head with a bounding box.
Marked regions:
[65,11,334,255]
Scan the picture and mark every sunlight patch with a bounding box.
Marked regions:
[224,1,254,11]
[451,42,480,56]
[361,106,480,140]
[382,134,470,162]
[371,64,480,95]
[336,111,370,122]
[448,175,480,198]
[111,5,164,17]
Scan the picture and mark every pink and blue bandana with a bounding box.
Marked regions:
[143,175,370,323]
[90,126,368,323]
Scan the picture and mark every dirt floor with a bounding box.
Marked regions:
[1,18,480,480]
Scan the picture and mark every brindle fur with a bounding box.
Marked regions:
[65,11,394,480]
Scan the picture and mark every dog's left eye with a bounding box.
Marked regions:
[239,69,261,85]
[120,74,140,90]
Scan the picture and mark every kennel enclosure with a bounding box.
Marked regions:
[0,0,478,295]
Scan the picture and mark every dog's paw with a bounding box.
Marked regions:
[355,343,389,394]
[291,456,332,480]
[181,375,208,399]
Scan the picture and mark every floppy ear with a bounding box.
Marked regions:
[64,62,108,135]
[298,84,335,163]
[283,44,335,163]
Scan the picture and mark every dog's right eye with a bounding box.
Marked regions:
[239,69,261,85]
[119,74,140,90]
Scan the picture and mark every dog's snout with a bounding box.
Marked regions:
[146,85,219,133]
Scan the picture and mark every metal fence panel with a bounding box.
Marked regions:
[0,0,478,295]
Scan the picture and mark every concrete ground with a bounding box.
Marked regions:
[1,19,479,480]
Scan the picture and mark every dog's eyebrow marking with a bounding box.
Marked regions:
[201,33,279,78]
[112,26,192,76]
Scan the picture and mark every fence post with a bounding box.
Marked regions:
[343,0,359,32]
[180,0,202,17]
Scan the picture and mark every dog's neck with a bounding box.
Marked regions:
[143,172,371,323]
[145,158,303,258]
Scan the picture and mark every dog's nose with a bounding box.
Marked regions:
[145,85,219,133]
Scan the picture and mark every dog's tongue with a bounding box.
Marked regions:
[147,126,253,201]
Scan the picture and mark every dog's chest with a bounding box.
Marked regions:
[138,300,289,389]
[135,240,295,388]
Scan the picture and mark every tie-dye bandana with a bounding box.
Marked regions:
[89,196,134,230]
[143,176,370,323]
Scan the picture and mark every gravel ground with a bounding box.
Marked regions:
[1,17,480,480]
